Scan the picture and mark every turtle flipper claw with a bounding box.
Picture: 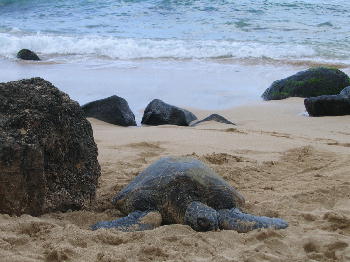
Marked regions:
[91,211,162,232]
[218,208,288,233]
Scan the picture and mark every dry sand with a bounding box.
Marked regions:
[1,98,349,262]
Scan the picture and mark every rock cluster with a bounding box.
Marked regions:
[0,78,100,215]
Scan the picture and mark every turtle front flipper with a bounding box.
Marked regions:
[184,201,219,231]
[91,211,162,232]
[218,208,288,233]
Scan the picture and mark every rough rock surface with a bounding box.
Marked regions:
[141,99,197,126]
[304,95,350,116]
[339,86,350,97]
[262,67,350,100]
[190,114,235,126]
[82,95,136,126]
[16,49,41,61]
[0,78,101,216]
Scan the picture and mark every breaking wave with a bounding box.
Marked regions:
[0,32,317,62]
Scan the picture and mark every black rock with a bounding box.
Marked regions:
[304,95,350,116]
[190,114,235,126]
[0,78,101,215]
[262,67,350,100]
[16,49,41,61]
[141,99,197,126]
[82,95,136,126]
[340,86,350,97]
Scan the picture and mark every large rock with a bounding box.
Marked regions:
[190,114,235,126]
[304,95,350,116]
[262,67,350,100]
[16,49,41,61]
[340,86,350,97]
[141,99,197,126]
[0,78,101,215]
[82,95,136,126]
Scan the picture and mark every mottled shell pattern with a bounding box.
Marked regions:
[112,157,245,224]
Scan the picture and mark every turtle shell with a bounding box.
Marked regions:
[113,157,245,224]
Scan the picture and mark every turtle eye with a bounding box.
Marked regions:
[197,218,210,231]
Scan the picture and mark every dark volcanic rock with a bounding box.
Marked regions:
[190,114,235,126]
[304,95,350,116]
[0,78,101,216]
[141,99,197,126]
[82,95,136,126]
[16,49,41,61]
[262,67,350,100]
[340,86,350,97]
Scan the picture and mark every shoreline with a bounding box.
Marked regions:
[3,57,350,123]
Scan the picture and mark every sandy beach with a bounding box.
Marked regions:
[2,0,350,261]
[0,97,349,262]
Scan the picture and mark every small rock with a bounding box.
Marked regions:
[16,49,41,61]
[304,95,350,116]
[190,114,235,126]
[82,95,136,126]
[141,99,197,126]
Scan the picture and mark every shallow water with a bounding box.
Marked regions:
[1,0,350,64]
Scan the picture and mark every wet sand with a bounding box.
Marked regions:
[1,98,349,262]
[0,58,325,122]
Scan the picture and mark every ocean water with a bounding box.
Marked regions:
[1,0,350,116]
[1,0,350,63]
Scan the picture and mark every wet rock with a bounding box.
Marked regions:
[339,86,350,97]
[82,95,136,126]
[141,99,197,126]
[190,114,235,126]
[262,67,350,100]
[0,78,101,215]
[304,95,350,116]
[16,49,41,61]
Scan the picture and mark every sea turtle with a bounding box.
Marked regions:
[91,157,288,232]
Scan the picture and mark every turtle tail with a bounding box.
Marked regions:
[218,208,288,233]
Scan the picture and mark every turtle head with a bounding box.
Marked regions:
[184,201,219,231]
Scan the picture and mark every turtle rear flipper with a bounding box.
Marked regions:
[218,208,288,233]
[91,211,162,231]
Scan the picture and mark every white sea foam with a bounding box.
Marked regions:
[0,32,317,61]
